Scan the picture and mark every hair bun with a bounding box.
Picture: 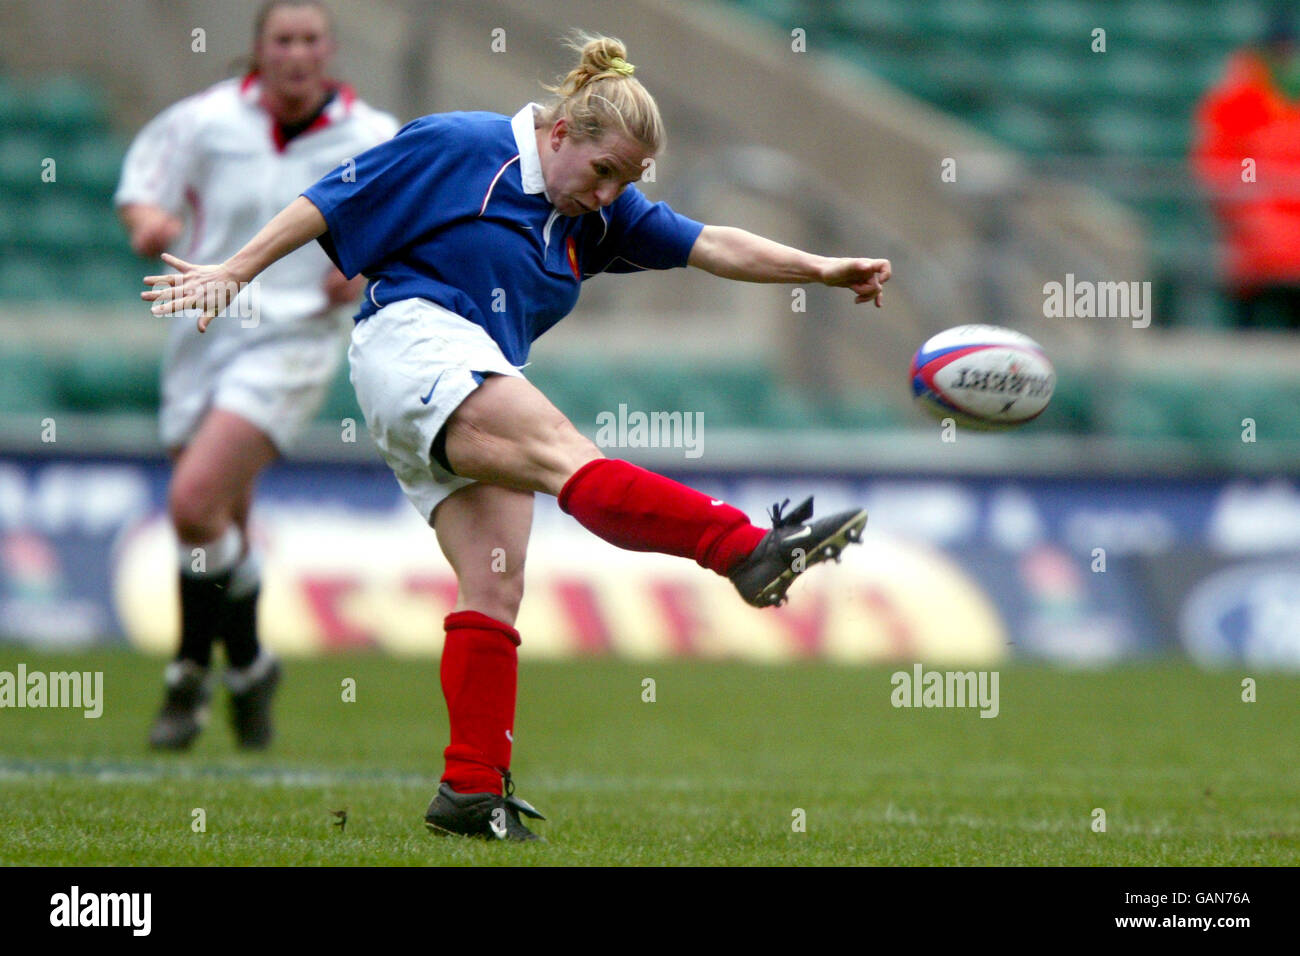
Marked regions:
[580,36,633,76]
[540,32,663,152]
[559,34,635,93]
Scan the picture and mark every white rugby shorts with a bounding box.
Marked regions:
[348,297,525,522]
[159,316,347,453]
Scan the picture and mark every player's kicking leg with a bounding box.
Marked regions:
[443,375,868,608]
[422,481,545,842]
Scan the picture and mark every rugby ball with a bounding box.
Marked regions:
[910,325,1055,429]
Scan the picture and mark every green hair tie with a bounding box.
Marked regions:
[608,57,634,77]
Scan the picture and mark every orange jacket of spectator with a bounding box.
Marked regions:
[1192,50,1300,290]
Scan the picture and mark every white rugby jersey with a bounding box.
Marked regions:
[117,74,399,327]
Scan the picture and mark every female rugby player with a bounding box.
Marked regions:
[144,34,887,837]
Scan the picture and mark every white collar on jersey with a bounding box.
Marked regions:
[511,102,548,197]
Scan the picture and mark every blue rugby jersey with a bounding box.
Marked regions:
[302,103,704,366]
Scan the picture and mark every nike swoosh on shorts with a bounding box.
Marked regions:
[420,371,446,405]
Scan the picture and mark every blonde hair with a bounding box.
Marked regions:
[539,33,664,152]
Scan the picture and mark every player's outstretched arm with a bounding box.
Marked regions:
[687,224,891,308]
[142,196,328,332]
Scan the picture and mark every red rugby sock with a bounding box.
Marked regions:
[558,459,766,575]
[439,610,520,795]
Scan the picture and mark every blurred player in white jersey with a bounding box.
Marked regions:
[116,0,397,750]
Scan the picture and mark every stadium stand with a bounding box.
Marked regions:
[724,0,1264,332]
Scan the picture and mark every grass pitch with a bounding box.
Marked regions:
[0,649,1296,866]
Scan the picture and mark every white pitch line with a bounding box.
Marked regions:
[0,758,431,788]
[0,758,745,792]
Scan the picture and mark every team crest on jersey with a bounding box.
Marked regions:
[566,236,580,280]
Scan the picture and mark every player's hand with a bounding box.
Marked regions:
[821,257,892,308]
[142,253,249,333]
[323,267,366,309]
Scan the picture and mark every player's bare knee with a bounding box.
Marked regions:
[526,425,602,494]
[168,484,224,545]
[566,432,604,469]
[170,510,226,547]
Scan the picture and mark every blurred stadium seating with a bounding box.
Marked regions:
[0,74,140,302]
[726,0,1264,333]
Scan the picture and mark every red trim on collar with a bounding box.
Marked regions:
[270,108,335,153]
[270,119,289,153]
[264,82,349,153]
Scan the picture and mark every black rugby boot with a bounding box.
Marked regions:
[729,497,868,607]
